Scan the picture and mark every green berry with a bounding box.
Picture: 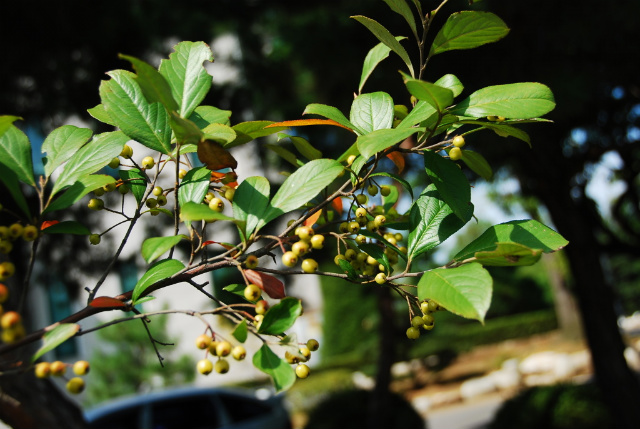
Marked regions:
[152,186,163,196]
[118,184,130,195]
[216,341,232,357]
[195,334,212,350]
[452,135,465,147]
[89,234,101,245]
[146,198,157,208]
[355,207,368,218]
[307,339,320,351]
[367,185,379,196]
[347,221,360,234]
[449,147,462,161]
[406,327,420,340]
[356,194,368,205]
[380,186,391,197]
[301,258,318,273]
[374,215,386,228]
[282,251,298,267]
[296,226,314,241]
[355,234,367,245]
[120,144,133,159]
[141,156,155,169]
[215,359,230,374]
[346,155,356,166]
[310,235,325,249]
[411,316,425,328]
[66,377,85,394]
[108,157,120,169]
[88,198,104,211]
[232,345,247,361]
[156,195,167,206]
[375,273,387,284]
[73,360,90,376]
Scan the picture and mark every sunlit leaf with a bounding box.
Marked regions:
[258,297,302,335]
[430,11,509,56]
[178,166,212,207]
[473,242,543,266]
[32,324,80,362]
[120,54,179,112]
[233,176,270,238]
[202,123,236,145]
[350,92,394,134]
[382,0,417,38]
[132,259,185,304]
[189,105,232,128]
[357,127,421,160]
[141,235,187,263]
[403,76,454,113]
[41,125,93,178]
[0,125,35,186]
[253,344,296,392]
[303,104,358,134]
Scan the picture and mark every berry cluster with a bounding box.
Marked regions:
[34,360,90,394]
[281,225,323,274]
[194,334,247,376]
[406,299,441,340]
[285,338,320,379]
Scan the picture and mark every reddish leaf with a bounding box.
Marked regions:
[202,240,235,251]
[331,196,343,214]
[266,119,355,133]
[40,220,60,230]
[386,151,405,174]
[197,140,238,170]
[89,296,126,308]
[245,270,286,299]
[304,209,322,227]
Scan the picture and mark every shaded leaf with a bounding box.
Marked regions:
[179,202,239,223]
[169,112,203,145]
[44,175,115,214]
[460,149,493,180]
[120,54,179,112]
[245,270,286,299]
[197,140,237,171]
[0,163,31,218]
[371,172,413,199]
[233,176,270,238]
[119,168,147,207]
[232,320,248,343]
[357,127,421,160]
[290,136,322,161]
[0,125,35,186]
[459,120,531,146]
[403,76,454,113]
[202,123,236,145]
[474,242,543,266]
[424,150,472,221]
[253,344,296,392]
[40,221,90,235]
[227,121,290,148]
[0,115,21,138]
[87,104,116,126]
[359,37,406,94]
[386,151,406,174]
[337,257,359,281]
[382,0,417,38]
[303,104,358,133]
[189,105,232,128]
[258,297,302,335]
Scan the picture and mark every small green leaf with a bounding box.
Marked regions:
[359,37,406,94]
[453,219,569,261]
[449,83,555,120]
[232,319,248,343]
[87,104,116,126]
[32,324,80,362]
[337,258,359,280]
[178,166,212,207]
[357,127,421,160]
[350,92,394,134]
[202,123,236,145]
[223,284,246,297]
[382,0,417,38]
[435,74,464,97]
[253,344,296,392]
[418,262,492,323]
[44,175,115,213]
[132,259,185,304]
[474,242,543,266]
[424,150,472,221]
[141,235,186,263]
[430,11,509,56]
[0,164,31,218]
[258,297,303,335]
[41,221,90,235]
[403,77,454,113]
[233,176,270,238]
[460,149,493,180]
[303,104,358,133]
[265,143,301,168]
[41,125,93,178]
[169,112,203,146]
[228,121,289,148]
[119,168,147,207]
[397,101,437,129]
[0,125,35,186]
[180,202,239,224]
[134,296,156,305]
[120,54,179,112]
[459,120,531,146]
[189,105,232,128]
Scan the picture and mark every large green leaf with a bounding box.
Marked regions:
[132,259,185,304]
[189,105,232,128]
[359,37,406,94]
[0,164,31,218]
[473,242,543,266]
[41,125,93,178]
[44,175,115,213]
[429,11,510,56]
[407,184,471,262]
[159,41,213,118]
[397,101,437,129]
[352,15,414,77]
[303,104,358,133]
[418,263,492,323]
[87,104,117,126]
[178,166,211,207]
[119,168,147,207]
[180,201,239,224]
[258,159,344,230]
[120,54,179,112]
[141,235,187,263]
[357,127,421,160]
[404,77,454,113]
[459,120,531,146]
[453,219,569,261]
[423,150,472,221]
[51,131,128,196]
[350,92,394,134]
[253,344,296,392]
[382,0,417,38]
[0,115,21,138]
[233,176,270,237]
[99,70,172,153]
[449,83,555,119]
[0,125,35,186]
[460,149,493,181]
[32,324,80,362]
[258,297,303,335]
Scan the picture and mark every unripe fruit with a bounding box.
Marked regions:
[208,341,220,356]
[356,194,368,205]
[118,184,130,195]
[214,359,230,374]
[0,284,8,304]
[411,316,425,328]
[244,284,261,302]
[427,300,439,312]
[0,262,15,281]
[120,145,133,159]
[380,185,391,197]
[406,327,421,340]
[8,224,23,240]
[141,156,155,169]
[224,188,235,202]
[254,314,264,328]
[355,207,367,218]
[301,258,318,274]
[355,235,367,245]
[145,198,157,208]
[73,360,90,375]
[0,311,20,329]
[178,169,188,179]
[244,255,259,269]
[152,186,163,196]
[295,364,310,379]
[374,215,386,228]
[282,251,298,267]
[296,226,314,241]
[452,135,465,147]
[88,198,104,211]
[346,155,356,166]
[35,362,51,378]
[310,235,325,249]
[66,377,85,394]
[216,341,232,357]
[0,239,10,253]
[232,345,247,361]
[197,359,213,375]
[307,339,320,351]
[89,234,101,245]
[449,147,462,161]
[255,300,269,315]
[422,313,435,327]
[195,334,212,350]
[347,221,360,234]
[22,225,38,241]
[367,185,379,196]
[50,360,67,376]
[93,187,105,197]
[339,222,349,234]
[209,197,224,212]
[334,254,346,265]
[299,346,311,360]
[291,241,310,256]
[375,273,387,284]
[156,195,167,206]
[108,157,120,169]
[344,249,357,261]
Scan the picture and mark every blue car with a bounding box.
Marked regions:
[84,387,292,429]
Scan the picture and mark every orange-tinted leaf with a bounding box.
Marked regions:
[245,270,286,299]
[89,296,126,308]
[40,220,60,230]
[304,209,322,227]
[197,140,238,170]
[266,119,355,133]
[331,196,343,214]
[202,240,235,251]
[386,151,405,174]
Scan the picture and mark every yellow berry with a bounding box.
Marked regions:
[195,334,212,350]
[22,225,38,242]
[232,345,247,361]
[120,144,133,159]
[34,362,51,378]
[50,360,67,376]
[209,197,224,212]
[215,359,230,374]
[310,235,325,249]
[244,284,262,302]
[295,364,310,379]
[197,359,213,375]
[8,224,23,240]
[244,255,259,269]
[73,360,90,375]
[307,339,320,351]
[282,251,298,267]
[141,156,155,169]
[66,377,85,394]
[449,147,462,161]
[452,135,465,147]
[301,259,318,273]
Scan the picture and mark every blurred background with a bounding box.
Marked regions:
[1,1,639,428]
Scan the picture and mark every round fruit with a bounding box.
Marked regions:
[344,249,357,261]
[108,157,120,169]
[208,341,220,356]
[310,235,325,249]
[0,311,20,329]
[334,254,346,265]
[367,185,379,196]
[118,184,130,195]
[66,377,85,394]
[295,364,310,379]
[152,186,163,196]
[197,359,213,375]
[406,327,421,340]
[231,345,246,361]
[244,284,262,302]
[209,197,224,212]
[215,359,230,374]
[34,362,51,378]
[0,284,8,304]
[355,207,367,218]
[296,226,314,241]
[346,155,357,166]
[282,251,298,267]
[380,186,391,197]
[8,224,23,240]
[291,241,310,256]
[156,195,167,206]
[145,198,157,208]
[355,234,367,244]
[427,300,439,313]
[216,341,232,357]
[411,316,425,328]
[347,221,360,234]
[93,187,105,197]
[22,225,38,242]
[73,360,90,375]
[301,258,318,274]
[356,194,368,205]
[0,262,16,281]
[178,169,188,179]
[452,135,465,147]
[50,360,67,376]
[195,334,212,350]
[224,188,235,201]
[375,273,387,285]
[299,346,311,360]
[255,300,269,315]
[307,339,320,351]
[120,144,133,159]
[449,147,462,161]
[141,156,155,169]
[89,234,101,245]
[0,240,10,255]
[374,215,386,228]
[88,198,104,211]
[244,255,259,269]
[422,313,435,327]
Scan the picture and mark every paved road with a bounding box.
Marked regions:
[426,394,505,429]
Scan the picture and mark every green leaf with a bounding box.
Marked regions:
[189,105,232,128]
[134,296,156,305]
[44,175,115,213]
[202,123,236,145]
[382,182,399,212]
[435,74,464,97]
[228,121,289,148]
[99,70,172,153]
[359,37,406,94]
[371,172,414,199]
[232,319,248,343]
[357,127,421,160]
[87,104,116,126]
[337,258,359,280]
[0,115,21,138]
[132,259,185,304]
[350,92,394,134]
[120,54,179,112]
[473,242,543,266]
[41,221,90,235]
[303,104,358,133]
[41,125,93,178]
[449,83,555,120]
[403,77,454,113]
[453,219,569,261]
[459,120,531,146]
[265,143,301,168]
[32,323,80,362]
[233,176,270,238]
[258,297,303,335]
[407,184,471,261]
[223,284,246,297]
[141,235,186,263]
[460,149,493,180]
[429,11,510,56]
[180,202,239,224]
[397,101,437,129]
[357,230,407,262]
[52,131,128,196]
[357,242,391,274]
[159,41,213,118]
[178,166,212,207]
[119,168,147,207]
[289,136,322,161]
[0,125,35,186]
[382,0,417,38]
[258,159,344,230]
[253,344,296,392]
[423,150,472,221]
[0,164,31,218]
[169,113,203,145]
[352,15,414,77]
[418,263,492,323]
